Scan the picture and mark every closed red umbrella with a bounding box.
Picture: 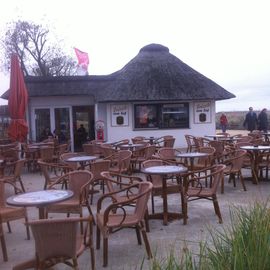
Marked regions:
[8,54,28,142]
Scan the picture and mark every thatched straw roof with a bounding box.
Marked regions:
[100,44,235,102]
[1,43,235,102]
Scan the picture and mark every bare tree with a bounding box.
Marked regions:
[0,21,77,76]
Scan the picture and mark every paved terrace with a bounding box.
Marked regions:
[1,166,270,270]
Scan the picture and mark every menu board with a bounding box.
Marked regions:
[111,104,129,126]
[194,102,211,123]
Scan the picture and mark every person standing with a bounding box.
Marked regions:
[243,107,258,132]
[219,113,228,133]
[258,108,268,132]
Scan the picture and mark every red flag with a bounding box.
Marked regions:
[74,48,89,70]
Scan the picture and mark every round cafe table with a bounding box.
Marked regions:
[204,134,227,140]
[67,155,98,169]
[141,165,188,225]
[240,145,270,184]
[144,137,159,145]
[119,143,144,151]
[6,189,74,219]
[176,152,209,172]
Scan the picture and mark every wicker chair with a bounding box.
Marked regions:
[46,170,95,230]
[100,171,150,231]
[60,152,81,170]
[96,181,153,267]
[130,145,156,172]
[154,135,175,149]
[53,143,68,162]
[192,146,216,171]
[38,161,72,190]
[182,164,225,224]
[99,143,118,160]
[131,136,146,144]
[1,159,26,193]
[107,150,132,175]
[82,143,96,156]
[141,159,183,215]
[88,160,111,203]
[0,180,30,262]
[38,146,55,163]
[184,135,197,152]
[156,147,185,165]
[208,140,225,163]
[222,149,247,193]
[13,217,95,270]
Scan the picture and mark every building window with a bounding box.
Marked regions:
[134,103,189,129]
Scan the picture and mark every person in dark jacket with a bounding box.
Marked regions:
[39,127,53,141]
[258,108,268,132]
[243,107,258,132]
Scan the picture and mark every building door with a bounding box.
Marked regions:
[54,108,71,144]
[35,108,51,142]
[72,106,95,151]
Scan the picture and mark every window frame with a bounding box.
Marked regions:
[133,102,189,130]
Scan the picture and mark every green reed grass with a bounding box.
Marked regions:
[146,201,270,270]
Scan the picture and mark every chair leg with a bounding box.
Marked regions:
[88,230,95,270]
[239,171,247,191]
[103,237,108,267]
[220,175,224,194]
[135,225,142,245]
[86,205,96,225]
[140,222,152,259]
[18,177,25,192]
[212,195,222,224]
[96,226,100,250]
[24,215,30,240]
[144,210,150,233]
[7,221,12,233]
[0,224,8,261]
[182,197,188,225]
[151,195,155,214]
[232,174,236,187]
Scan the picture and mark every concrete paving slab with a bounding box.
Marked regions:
[1,166,270,269]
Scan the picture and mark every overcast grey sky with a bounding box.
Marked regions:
[0,0,269,112]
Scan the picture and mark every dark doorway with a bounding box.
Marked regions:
[73,106,95,151]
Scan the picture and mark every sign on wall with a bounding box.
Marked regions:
[111,104,129,126]
[194,102,211,123]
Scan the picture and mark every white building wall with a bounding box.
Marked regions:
[104,101,216,149]
[27,96,217,149]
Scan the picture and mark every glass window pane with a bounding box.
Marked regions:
[161,104,189,128]
[54,108,70,143]
[134,103,189,129]
[134,105,158,129]
[35,109,51,141]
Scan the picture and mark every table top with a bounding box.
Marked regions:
[205,134,227,138]
[176,152,209,158]
[67,155,98,162]
[141,165,187,175]
[240,145,270,151]
[6,190,73,207]
[120,143,144,148]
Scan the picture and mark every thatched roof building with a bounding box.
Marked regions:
[100,44,235,102]
[1,43,235,102]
